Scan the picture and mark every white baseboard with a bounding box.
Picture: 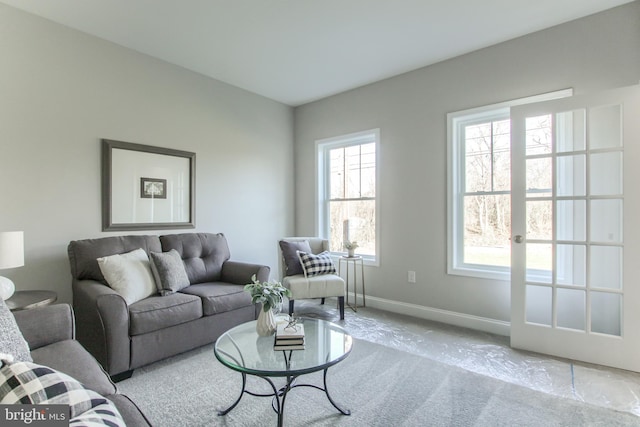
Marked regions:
[344,293,511,337]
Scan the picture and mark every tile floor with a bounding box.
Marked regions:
[293,300,640,417]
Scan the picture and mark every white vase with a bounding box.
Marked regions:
[256,305,277,336]
[0,277,15,301]
[347,248,355,257]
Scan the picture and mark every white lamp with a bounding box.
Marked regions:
[0,231,24,300]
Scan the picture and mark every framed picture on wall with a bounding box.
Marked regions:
[140,178,167,199]
[101,139,196,231]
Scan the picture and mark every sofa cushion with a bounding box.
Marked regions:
[297,251,337,277]
[283,274,345,299]
[0,360,125,426]
[160,233,230,284]
[149,249,190,295]
[279,240,312,276]
[129,293,203,336]
[0,298,32,363]
[30,339,116,397]
[180,283,252,316]
[97,248,158,305]
[68,235,162,282]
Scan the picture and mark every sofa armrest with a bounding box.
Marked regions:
[72,279,131,376]
[13,304,74,351]
[221,261,270,285]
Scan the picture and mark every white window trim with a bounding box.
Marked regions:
[447,89,573,280]
[316,129,380,266]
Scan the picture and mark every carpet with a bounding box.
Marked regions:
[117,338,639,426]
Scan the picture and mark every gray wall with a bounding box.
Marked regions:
[294,2,640,330]
[0,4,294,304]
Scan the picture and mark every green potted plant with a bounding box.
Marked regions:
[244,275,292,336]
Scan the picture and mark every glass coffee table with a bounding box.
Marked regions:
[214,317,352,427]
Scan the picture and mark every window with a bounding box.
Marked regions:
[317,129,379,263]
[447,90,572,280]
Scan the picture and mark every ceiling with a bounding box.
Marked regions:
[1,0,634,106]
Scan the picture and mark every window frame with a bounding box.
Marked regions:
[316,129,380,266]
[447,90,573,280]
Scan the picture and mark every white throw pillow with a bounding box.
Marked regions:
[97,248,157,305]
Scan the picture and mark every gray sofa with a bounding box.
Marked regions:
[13,303,151,426]
[68,232,270,379]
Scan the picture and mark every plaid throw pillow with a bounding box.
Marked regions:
[0,361,125,426]
[297,251,337,277]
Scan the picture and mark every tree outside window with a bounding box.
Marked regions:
[328,143,376,255]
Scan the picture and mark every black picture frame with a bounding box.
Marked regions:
[102,139,196,231]
[140,178,167,199]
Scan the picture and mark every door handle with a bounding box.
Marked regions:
[513,235,524,244]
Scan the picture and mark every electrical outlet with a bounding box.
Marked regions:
[408,271,416,283]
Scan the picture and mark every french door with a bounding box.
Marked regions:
[511,85,640,371]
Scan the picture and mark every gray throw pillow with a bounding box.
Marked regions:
[149,249,191,296]
[279,240,312,276]
[0,298,32,363]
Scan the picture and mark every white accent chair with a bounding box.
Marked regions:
[279,237,345,320]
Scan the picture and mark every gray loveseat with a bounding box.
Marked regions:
[13,303,151,426]
[68,232,269,379]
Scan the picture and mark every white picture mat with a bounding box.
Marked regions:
[111,148,191,224]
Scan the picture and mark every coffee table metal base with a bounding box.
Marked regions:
[215,319,352,426]
[218,365,350,427]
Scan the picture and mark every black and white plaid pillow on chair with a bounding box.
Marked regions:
[297,251,337,277]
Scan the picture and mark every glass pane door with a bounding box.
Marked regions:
[511,85,640,372]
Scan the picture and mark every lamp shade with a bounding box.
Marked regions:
[0,231,24,269]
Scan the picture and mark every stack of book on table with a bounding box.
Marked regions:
[273,322,305,351]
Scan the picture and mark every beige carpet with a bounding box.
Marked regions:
[117,337,639,426]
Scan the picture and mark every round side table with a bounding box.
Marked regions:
[5,290,57,311]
